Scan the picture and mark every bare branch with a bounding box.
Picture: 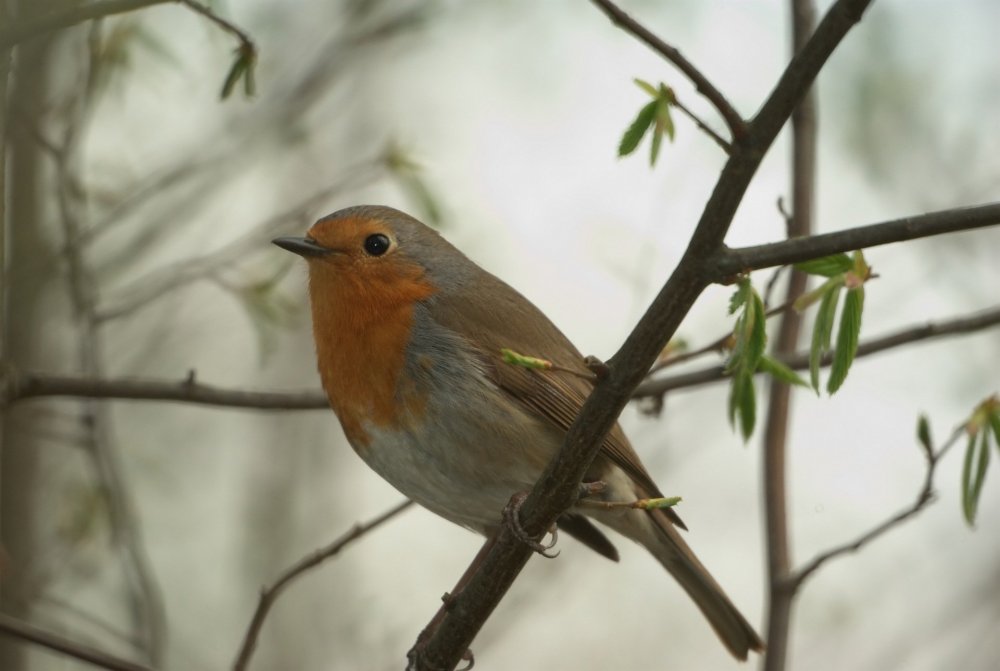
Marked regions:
[636,304,1000,399]
[788,425,965,590]
[716,202,1000,277]
[590,0,746,139]
[3,370,328,410]
[0,612,152,671]
[670,94,731,152]
[232,500,413,671]
[761,1,818,667]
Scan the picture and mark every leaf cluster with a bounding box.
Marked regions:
[618,79,676,166]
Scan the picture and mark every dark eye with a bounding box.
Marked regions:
[363,233,391,256]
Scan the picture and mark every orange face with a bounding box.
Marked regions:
[299,213,436,448]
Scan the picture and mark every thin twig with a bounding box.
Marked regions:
[232,500,413,671]
[590,0,746,139]
[177,0,254,51]
[787,424,965,591]
[635,304,1000,399]
[671,95,731,152]
[0,612,152,671]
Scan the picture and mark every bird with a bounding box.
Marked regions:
[273,205,764,660]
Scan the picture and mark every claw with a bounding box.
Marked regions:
[578,480,607,500]
[502,492,559,558]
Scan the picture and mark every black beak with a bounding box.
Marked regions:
[272,236,331,258]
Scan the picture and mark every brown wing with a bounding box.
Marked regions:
[428,271,686,530]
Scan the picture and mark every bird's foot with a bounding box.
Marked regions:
[502,491,559,558]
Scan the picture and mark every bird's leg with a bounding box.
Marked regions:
[501,491,559,558]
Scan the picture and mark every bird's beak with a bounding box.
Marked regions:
[272,236,331,258]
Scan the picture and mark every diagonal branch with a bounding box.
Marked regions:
[590,0,746,139]
[232,500,413,671]
[412,1,873,668]
[0,612,152,671]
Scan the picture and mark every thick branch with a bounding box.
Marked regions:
[232,500,413,671]
[0,613,151,671]
[413,1,873,668]
[716,202,1000,277]
[590,0,745,139]
[635,304,1000,398]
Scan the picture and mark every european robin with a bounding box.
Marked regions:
[273,205,764,660]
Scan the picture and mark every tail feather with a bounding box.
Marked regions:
[646,508,765,660]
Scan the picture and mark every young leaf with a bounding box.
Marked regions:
[759,355,809,388]
[916,415,934,457]
[963,429,991,525]
[737,372,756,441]
[501,348,552,371]
[794,253,853,277]
[655,89,675,141]
[991,412,1000,456]
[220,55,248,99]
[618,101,657,157]
[649,112,663,166]
[633,78,658,97]
[728,278,751,314]
[746,290,767,373]
[809,283,842,391]
[827,286,864,394]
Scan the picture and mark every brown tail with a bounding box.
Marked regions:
[644,507,765,660]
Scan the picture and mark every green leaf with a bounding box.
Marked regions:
[728,278,751,315]
[794,253,854,277]
[633,78,658,97]
[618,100,657,157]
[963,429,991,526]
[220,55,247,99]
[810,283,842,391]
[501,348,552,371]
[916,414,933,456]
[827,286,864,394]
[991,412,1000,456]
[746,289,767,373]
[655,91,675,141]
[759,355,809,388]
[737,372,756,441]
[649,113,663,166]
[637,496,682,510]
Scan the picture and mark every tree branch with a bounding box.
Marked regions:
[6,305,997,413]
[412,1,873,668]
[590,0,746,139]
[635,304,1000,399]
[716,202,1000,277]
[232,500,413,671]
[0,613,151,671]
[761,1,818,668]
[787,424,965,591]
[2,370,328,410]
[0,0,169,50]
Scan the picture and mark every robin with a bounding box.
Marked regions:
[273,205,764,660]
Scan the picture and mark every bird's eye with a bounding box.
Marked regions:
[363,233,391,257]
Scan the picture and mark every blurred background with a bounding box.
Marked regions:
[2,0,999,669]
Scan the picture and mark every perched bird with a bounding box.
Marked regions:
[274,205,764,660]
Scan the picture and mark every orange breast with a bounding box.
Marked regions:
[307,258,436,449]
